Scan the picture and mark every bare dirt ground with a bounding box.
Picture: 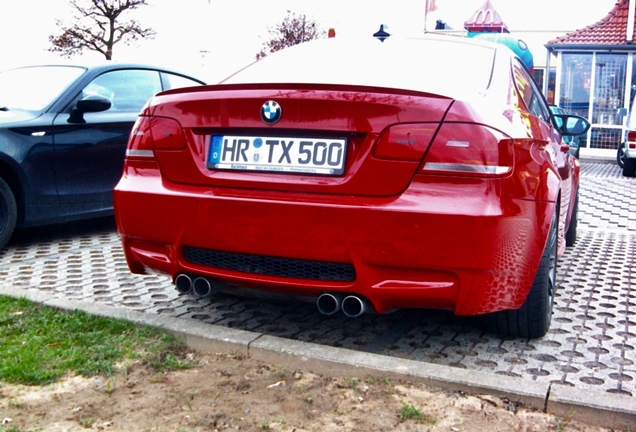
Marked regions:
[0,351,620,432]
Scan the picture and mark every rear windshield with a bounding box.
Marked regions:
[222,36,497,97]
[0,65,85,111]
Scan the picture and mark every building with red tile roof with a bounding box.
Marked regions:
[547,0,636,48]
[545,0,636,155]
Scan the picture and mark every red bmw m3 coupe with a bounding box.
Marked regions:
[114,34,590,338]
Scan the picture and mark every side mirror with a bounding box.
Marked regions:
[553,114,590,136]
[68,94,112,124]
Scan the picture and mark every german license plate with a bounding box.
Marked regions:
[207,135,347,175]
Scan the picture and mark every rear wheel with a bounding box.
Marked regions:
[486,209,558,338]
[0,177,17,249]
[565,191,578,247]
[623,158,636,177]
[617,142,626,168]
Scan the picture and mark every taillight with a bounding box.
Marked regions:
[126,116,154,158]
[373,123,439,161]
[125,116,186,158]
[627,130,636,146]
[150,117,186,150]
[421,122,514,177]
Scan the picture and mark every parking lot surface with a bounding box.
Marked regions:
[1,161,634,399]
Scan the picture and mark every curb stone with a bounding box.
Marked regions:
[250,334,549,410]
[548,384,636,430]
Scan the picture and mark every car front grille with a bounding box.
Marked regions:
[183,247,356,282]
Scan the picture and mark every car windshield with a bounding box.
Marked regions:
[222,36,496,98]
[0,65,86,111]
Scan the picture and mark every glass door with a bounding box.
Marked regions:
[558,52,629,151]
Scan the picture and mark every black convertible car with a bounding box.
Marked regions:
[0,62,205,248]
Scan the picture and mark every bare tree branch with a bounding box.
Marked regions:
[49,0,155,60]
[256,12,325,60]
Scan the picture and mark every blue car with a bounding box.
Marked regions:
[0,62,205,248]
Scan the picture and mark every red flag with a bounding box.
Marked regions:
[426,0,438,12]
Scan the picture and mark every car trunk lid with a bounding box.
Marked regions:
[142,83,454,197]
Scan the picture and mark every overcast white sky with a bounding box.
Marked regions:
[0,0,619,81]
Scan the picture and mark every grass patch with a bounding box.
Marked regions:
[0,427,26,432]
[0,296,194,386]
[398,402,436,424]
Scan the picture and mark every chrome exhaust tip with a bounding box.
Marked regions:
[193,277,214,298]
[175,274,193,294]
[317,293,343,315]
[341,295,368,318]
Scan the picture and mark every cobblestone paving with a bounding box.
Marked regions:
[0,161,634,397]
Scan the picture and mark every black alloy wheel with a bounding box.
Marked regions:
[0,177,17,249]
[617,142,626,168]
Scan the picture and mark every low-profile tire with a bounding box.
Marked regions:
[0,177,17,249]
[617,142,626,168]
[486,209,558,338]
[623,158,636,177]
[565,191,578,247]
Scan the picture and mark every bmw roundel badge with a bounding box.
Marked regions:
[261,100,282,124]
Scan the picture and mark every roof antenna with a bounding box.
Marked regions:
[373,24,390,42]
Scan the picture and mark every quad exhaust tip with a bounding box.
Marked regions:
[317,293,342,315]
[175,274,193,294]
[341,295,368,318]
[177,279,370,315]
[175,274,217,298]
[317,293,370,318]
[193,277,214,297]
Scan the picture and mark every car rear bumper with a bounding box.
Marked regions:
[114,168,552,316]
